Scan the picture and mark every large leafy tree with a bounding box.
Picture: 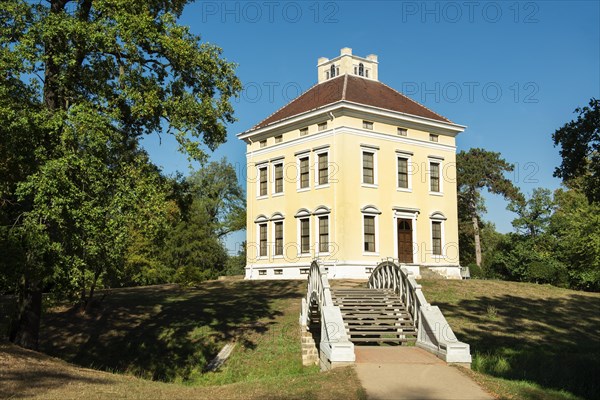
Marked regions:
[162,160,245,284]
[0,0,241,349]
[457,148,523,267]
[552,98,600,203]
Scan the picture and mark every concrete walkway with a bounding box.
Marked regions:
[354,347,493,400]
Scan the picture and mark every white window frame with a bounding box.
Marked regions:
[428,156,444,196]
[396,151,413,192]
[296,152,311,192]
[272,160,284,197]
[256,163,268,199]
[314,147,330,189]
[360,145,379,188]
[314,206,331,256]
[296,209,312,257]
[255,218,269,260]
[361,206,381,256]
[430,212,447,259]
[271,214,285,259]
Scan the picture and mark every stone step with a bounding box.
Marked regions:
[349,337,417,343]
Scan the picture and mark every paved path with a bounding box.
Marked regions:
[354,347,493,400]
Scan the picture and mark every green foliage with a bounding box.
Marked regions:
[165,201,229,285]
[457,148,523,267]
[553,98,600,203]
[224,241,246,276]
[1,0,241,346]
[508,188,554,237]
[187,158,246,238]
[549,189,600,291]
[457,148,524,217]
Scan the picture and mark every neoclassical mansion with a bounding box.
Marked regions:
[238,48,465,279]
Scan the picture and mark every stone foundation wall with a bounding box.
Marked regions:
[301,328,319,366]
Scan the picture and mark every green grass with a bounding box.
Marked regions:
[38,281,310,383]
[1,279,365,399]
[420,279,600,400]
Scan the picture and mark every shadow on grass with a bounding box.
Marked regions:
[40,280,304,382]
[436,293,600,399]
[0,341,118,399]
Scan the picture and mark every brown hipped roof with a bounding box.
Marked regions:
[250,74,451,131]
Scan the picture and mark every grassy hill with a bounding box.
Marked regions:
[1,279,364,399]
[421,279,600,400]
[1,278,599,399]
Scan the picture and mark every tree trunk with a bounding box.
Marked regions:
[9,279,42,350]
[472,215,482,267]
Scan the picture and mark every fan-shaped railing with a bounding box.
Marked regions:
[368,259,472,364]
[300,260,355,369]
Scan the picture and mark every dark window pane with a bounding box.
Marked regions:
[275,222,283,255]
[364,216,376,252]
[432,221,442,255]
[260,167,268,196]
[430,163,440,192]
[319,216,329,253]
[259,224,267,256]
[398,158,408,188]
[300,219,310,253]
[318,153,328,185]
[274,164,283,193]
[300,157,309,188]
[363,152,374,184]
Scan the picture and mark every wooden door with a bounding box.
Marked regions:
[397,219,413,263]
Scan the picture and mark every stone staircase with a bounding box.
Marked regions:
[331,287,417,345]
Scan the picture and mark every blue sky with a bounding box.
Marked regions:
[141,1,600,253]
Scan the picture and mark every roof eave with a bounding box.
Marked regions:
[237,101,465,140]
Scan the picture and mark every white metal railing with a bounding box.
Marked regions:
[368,259,472,364]
[300,259,355,369]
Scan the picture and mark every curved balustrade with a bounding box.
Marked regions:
[300,260,355,370]
[368,259,472,364]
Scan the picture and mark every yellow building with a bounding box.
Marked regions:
[238,48,466,279]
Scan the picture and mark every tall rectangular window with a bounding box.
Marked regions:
[259,224,267,257]
[300,218,310,253]
[432,221,442,256]
[318,216,329,253]
[430,162,440,192]
[274,221,283,256]
[398,157,408,189]
[300,157,309,189]
[259,166,268,196]
[274,163,283,194]
[362,152,374,184]
[364,216,376,252]
[318,153,328,185]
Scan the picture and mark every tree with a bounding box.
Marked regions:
[187,158,246,238]
[549,189,600,291]
[508,188,554,238]
[457,148,523,267]
[553,98,600,203]
[161,160,245,284]
[1,0,241,349]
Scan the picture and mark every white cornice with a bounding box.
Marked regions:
[246,125,455,159]
[238,100,466,141]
